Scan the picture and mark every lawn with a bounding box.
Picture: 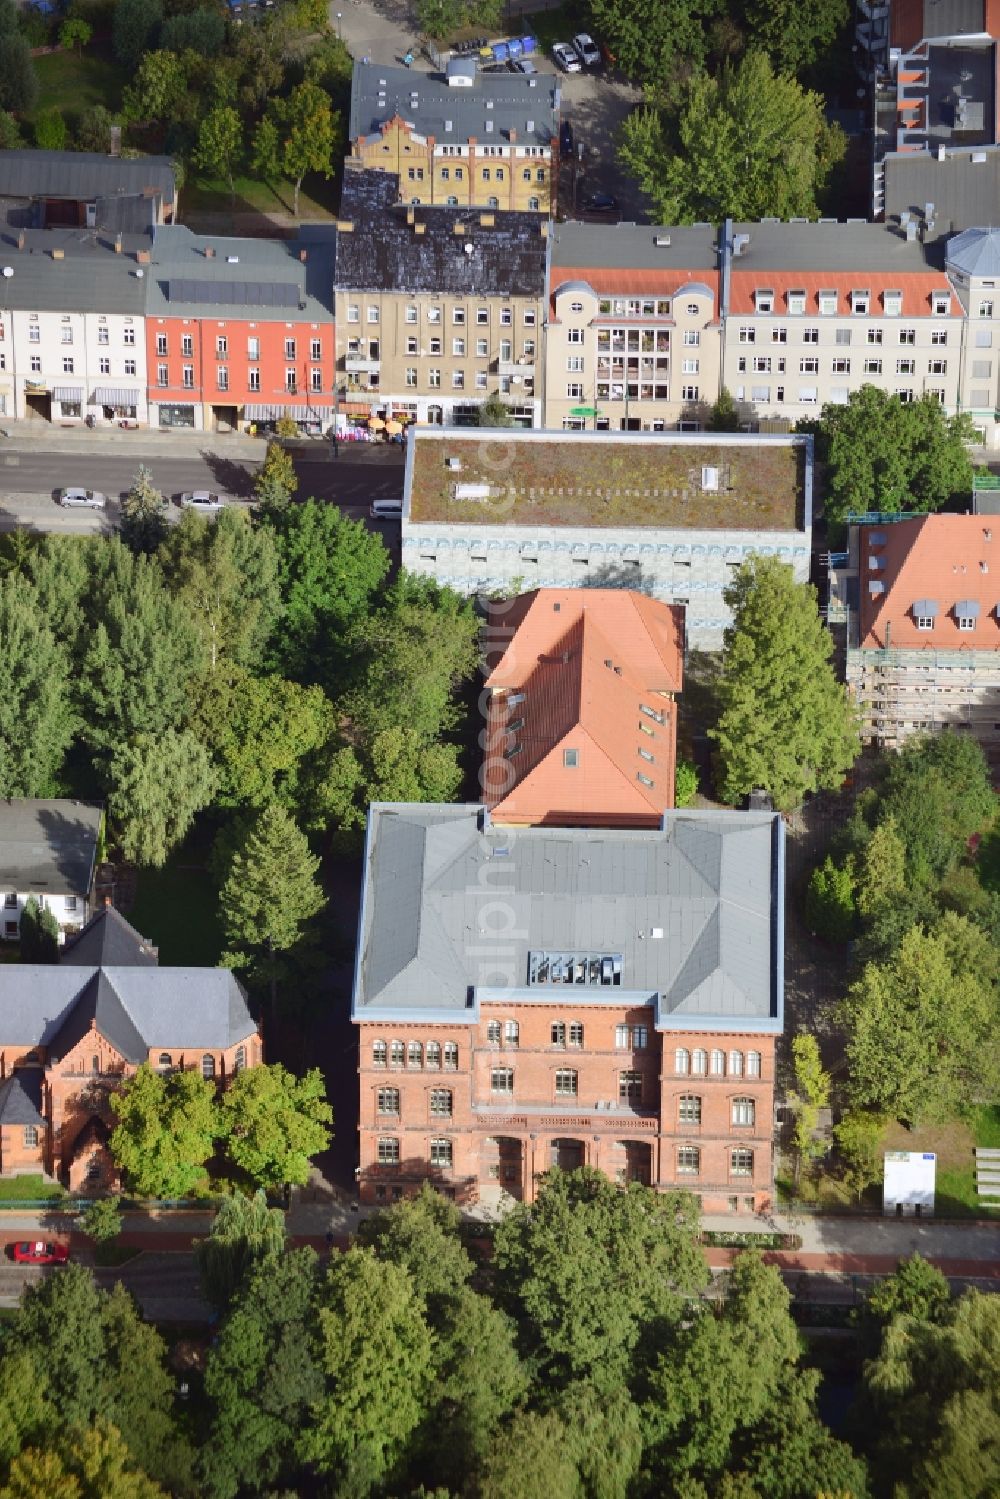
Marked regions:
[882,1108,1000,1218]
[510,4,581,53]
[127,859,225,968]
[32,47,127,122]
[0,1176,65,1203]
[182,171,338,222]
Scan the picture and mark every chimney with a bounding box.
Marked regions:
[336,219,354,232]
[540,221,548,239]
[136,248,150,264]
[508,128,517,142]
[414,222,426,235]
[16,231,24,250]
[50,248,64,260]
[479,212,495,227]
[113,233,122,253]
[299,248,308,262]
[453,221,467,234]
[204,245,215,258]
[406,206,415,225]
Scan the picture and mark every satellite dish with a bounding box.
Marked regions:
[1,266,12,279]
[134,268,145,278]
[464,243,474,254]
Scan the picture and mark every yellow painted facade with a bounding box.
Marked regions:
[351,117,555,214]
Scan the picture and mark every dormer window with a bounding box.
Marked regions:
[818,289,838,315]
[754,288,774,313]
[955,600,979,630]
[932,291,951,315]
[883,290,902,316]
[787,290,806,314]
[851,289,870,315]
[913,598,938,630]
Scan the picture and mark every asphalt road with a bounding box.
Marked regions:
[0,445,405,533]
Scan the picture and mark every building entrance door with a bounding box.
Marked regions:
[25,391,51,422]
[550,1137,585,1172]
[621,1140,652,1185]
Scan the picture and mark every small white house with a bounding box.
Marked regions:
[0,800,103,943]
[883,1150,936,1217]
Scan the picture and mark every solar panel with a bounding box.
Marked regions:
[166,278,299,307]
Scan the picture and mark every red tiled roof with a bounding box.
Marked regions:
[728,272,952,318]
[859,515,1000,650]
[482,590,683,827]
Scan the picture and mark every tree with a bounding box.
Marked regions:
[106,729,217,867]
[259,82,339,216]
[710,555,859,810]
[118,466,169,556]
[80,1198,123,1247]
[0,110,22,149]
[159,508,280,672]
[841,912,1000,1125]
[415,0,462,41]
[59,16,92,53]
[356,1185,473,1310]
[34,109,68,151]
[0,1350,53,1474]
[879,730,996,885]
[817,387,976,527]
[265,500,389,678]
[219,803,324,1012]
[0,36,38,115]
[194,1190,287,1311]
[113,0,163,71]
[75,104,115,154]
[18,896,60,962]
[250,113,281,183]
[252,439,298,510]
[586,0,717,86]
[218,1064,332,1190]
[109,1063,218,1199]
[854,814,906,919]
[477,392,512,427]
[0,577,74,797]
[854,1253,950,1350]
[834,1110,884,1202]
[788,1034,830,1180]
[301,1248,435,1487]
[804,855,855,942]
[477,1410,581,1499]
[159,8,225,54]
[493,1168,707,1390]
[707,386,740,432]
[201,1248,323,1498]
[0,1422,167,1499]
[674,757,698,807]
[743,0,849,74]
[619,52,844,224]
[193,105,242,202]
[121,49,189,126]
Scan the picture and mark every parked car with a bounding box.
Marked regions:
[560,118,574,155]
[573,32,601,66]
[370,498,403,519]
[12,1241,69,1265]
[178,490,226,512]
[510,57,537,73]
[552,41,582,73]
[581,192,619,212]
[57,487,106,509]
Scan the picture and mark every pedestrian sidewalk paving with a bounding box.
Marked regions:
[0,423,267,459]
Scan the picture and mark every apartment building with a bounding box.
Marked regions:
[348,60,558,214]
[945,227,1000,439]
[0,905,260,1188]
[482,589,684,825]
[830,513,1000,765]
[0,801,103,944]
[545,221,722,432]
[720,218,963,430]
[335,168,547,427]
[401,427,812,648]
[144,225,336,433]
[353,803,783,1212]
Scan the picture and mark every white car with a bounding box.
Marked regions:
[552,41,582,73]
[58,487,106,509]
[179,490,226,512]
[573,33,601,67]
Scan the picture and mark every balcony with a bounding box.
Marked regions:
[345,357,381,374]
[496,357,535,377]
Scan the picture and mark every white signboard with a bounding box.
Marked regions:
[883,1150,936,1217]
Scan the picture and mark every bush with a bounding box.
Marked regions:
[35,108,69,151]
[674,757,698,807]
[804,855,855,942]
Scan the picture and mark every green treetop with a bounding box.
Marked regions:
[194,1190,287,1311]
[218,1063,332,1190]
[118,466,169,556]
[0,576,74,797]
[159,507,280,674]
[109,1063,218,1199]
[106,729,217,867]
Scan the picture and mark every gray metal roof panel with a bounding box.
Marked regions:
[145,224,334,321]
[0,150,175,209]
[349,60,558,147]
[0,235,150,315]
[0,800,102,895]
[356,805,780,1023]
[0,1070,44,1127]
[884,148,1000,241]
[62,906,158,969]
[947,225,1000,275]
[551,221,719,272]
[336,168,547,296]
[728,220,943,272]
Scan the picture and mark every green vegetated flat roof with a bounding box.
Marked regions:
[408,437,805,530]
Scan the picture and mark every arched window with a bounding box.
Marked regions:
[407,1041,423,1068]
[425,1040,441,1069]
[390,1040,405,1067]
[157,1052,172,1072]
[201,1054,216,1080]
[91,1056,100,1075]
[732,1097,755,1127]
[674,1047,690,1075]
[710,1049,725,1076]
[372,1039,388,1067]
[729,1050,744,1077]
[430,1137,453,1168]
[234,1045,246,1072]
[746,1051,762,1078]
[692,1048,707,1075]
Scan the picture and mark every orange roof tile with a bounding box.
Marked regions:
[482,590,683,827]
[728,272,951,318]
[859,515,1000,650]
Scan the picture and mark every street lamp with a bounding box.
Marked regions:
[336,10,342,37]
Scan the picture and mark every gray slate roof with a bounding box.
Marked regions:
[947,225,1000,274]
[336,168,548,296]
[62,906,158,969]
[349,60,558,148]
[0,1070,44,1128]
[355,804,783,1029]
[145,224,335,321]
[884,148,1000,241]
[0,151,175,213]
[0,801,102,896]
[0,228,151,315]
[727,219,943,273]
[916,0,986,38]
[551,221,718,272]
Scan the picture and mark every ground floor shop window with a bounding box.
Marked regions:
[158,404,195,429]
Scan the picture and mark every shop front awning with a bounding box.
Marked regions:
[244,403,333,422]
[92,387,138,406]
[53,387,83,402]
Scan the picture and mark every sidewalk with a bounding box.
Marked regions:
[0,423,267,459]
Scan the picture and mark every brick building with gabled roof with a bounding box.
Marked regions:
[482,589,684,825]
[831,513,1000,764]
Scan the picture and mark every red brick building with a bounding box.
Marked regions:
[144,225,336,434]
[0,907,261,1189]
[482,589,684,826]
[353,804,783,1212]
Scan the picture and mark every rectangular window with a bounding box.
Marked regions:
[567,328,584,345]
[491,1067,514,1095]
[567,355,584,372]
[524,309,536,326]
[929,359,947,375]
[896,358,915,375]
[551,1021,566,1046]
[377,1137,399,1164]
[452,307,466,325]
[799,357,819,374]
[377,1088,399,1114]
[311,367,322,392]
[619,1070,642,1104]
[429,369,441,387]
[883,292,902,316]
[285,368,297,393]
[217,367,229,390]
[452,338,466,356]
[30,356,40,372]
[677,1146,700,1175]
[99,357,111,376]
[248,369,260,391]
[678,1095,701,1124]
[836,328,852,345]
[802,327,819,344]
[62,357,74,374]
[681,384,699,401]
[867,328,883,345]
[569,1022,584,1046]
[347,305,360,323]
[367,306,379,323]
[898,328,916,345]
[248,336,260,359]
[932,294,950,315]
[818,291,838,315]
[476,307,489,324]
[566,383,583,399]
[28,326,39,344]
[124,359,136,376]
[476,338,488,357]
[731,1148,754,1177]
[452,370,465,389]
[980,301,995,318]
[787,291,806,314]
[554,1069,578,1097]
[156,333,168,356]
[864,358,882,374]
[430,1138,453,1168]
[931,329,948,346]
[98,326,109,345]
[831,358,850,374]
[972,360,993,379]
[23,1125,38,1149]
[406,368,417,387]
[216,336,228,357]
[123,325,135,345]
[405,306,417,324]
[443,1042,458,1069]
[182,365,194,389]
[285,338,297,360]
[157,363,168,386]
[182,334,193,357]
[310,337,321,360]
[430,1089,452,1116]
[738,327,756,344]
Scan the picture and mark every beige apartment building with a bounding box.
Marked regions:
[335,168,548,426]
[945,227,1000,445]
[544,222,723,432]
[347,61,559,215]
[720,219,964,428]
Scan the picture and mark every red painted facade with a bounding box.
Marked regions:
[145,314,335,420]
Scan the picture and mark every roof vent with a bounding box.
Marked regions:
[973,151,988,163]
[486,99,493,109]
[226,254,239,264]
[701,465,720,492]
[650,927,663,939]
[453,482,492,500]
[654,234,671,246]
[133,268,144,279]
[938,143,947,161]
[526,118,534,131]
[445,119,453,131]
[733,233,750,257]
[485,119,494,132]
[204,246,215,258]
[446,456,462,470]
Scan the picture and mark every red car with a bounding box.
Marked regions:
[11,1240,69,1266]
